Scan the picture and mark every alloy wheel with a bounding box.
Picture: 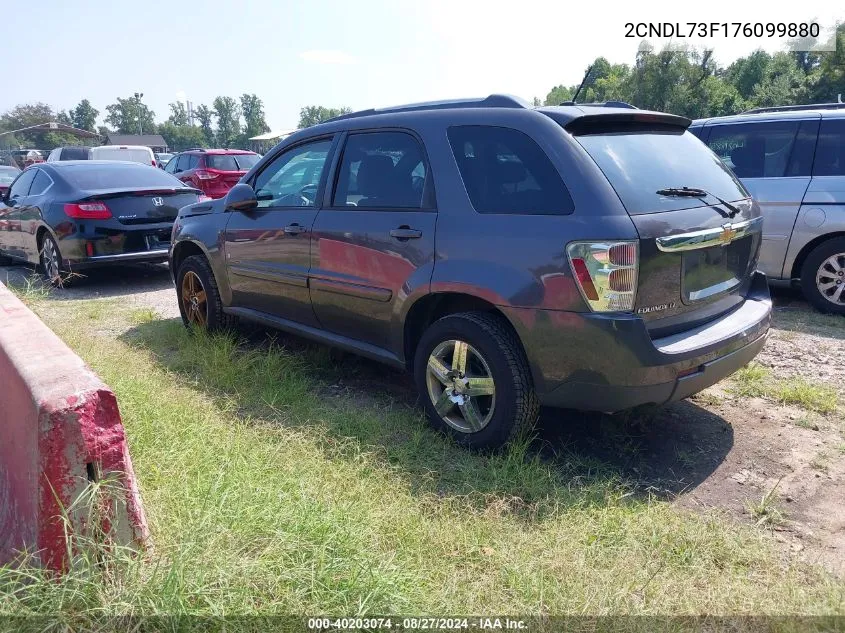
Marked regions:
[425,339,496,433]
[181,271,208,327]
[41,238,59,283]
[815,252,845,306]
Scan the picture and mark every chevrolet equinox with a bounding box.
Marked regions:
[169,95,772,448]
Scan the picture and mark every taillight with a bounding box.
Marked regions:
[195,170,218,180]
[151,160,157,167]
[566,241,638,312]
[64,202,112,219]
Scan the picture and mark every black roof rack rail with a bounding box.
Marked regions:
[558,100,638,109]
[181,148,206,152]
[742,102,845,114]
[326,94,530,123]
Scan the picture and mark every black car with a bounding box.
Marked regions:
[170,95,772,449]
[0,161,203,285]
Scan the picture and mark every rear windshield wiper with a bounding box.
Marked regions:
[656,186,743,218]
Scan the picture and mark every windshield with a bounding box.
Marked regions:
[61,163,191,190]
[575,128,748,214]
[207,154,260,171]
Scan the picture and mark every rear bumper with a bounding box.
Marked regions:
[68,249,169,268]
[502,271,772,412]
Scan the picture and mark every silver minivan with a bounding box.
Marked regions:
[691,104,845,314]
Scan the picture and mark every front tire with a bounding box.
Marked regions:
[176,255,237,331]
[800,237,845,315]
[413,312,539,450]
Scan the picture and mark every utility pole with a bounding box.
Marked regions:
[134,92,144,135]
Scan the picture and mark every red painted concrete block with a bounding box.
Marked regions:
[0,281,148,571]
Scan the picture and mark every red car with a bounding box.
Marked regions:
[0,165,21,197]
[164,149,260,199]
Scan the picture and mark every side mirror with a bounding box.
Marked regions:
[225,183,258,212]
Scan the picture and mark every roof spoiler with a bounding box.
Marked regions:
[564,111,691,134]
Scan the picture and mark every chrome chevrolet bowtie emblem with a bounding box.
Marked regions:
[152,197,164,207]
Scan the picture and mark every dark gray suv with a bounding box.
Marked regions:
[169,95,772,448]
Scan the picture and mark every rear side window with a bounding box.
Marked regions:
[576,127,748,214]
[333,131,427,209]
[813,119,845,176]
[706,120,816,178]
[448,126,573,215]
[28,170,52,195]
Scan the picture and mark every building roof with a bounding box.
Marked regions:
[105,134,168,147]
[0,122,101,140]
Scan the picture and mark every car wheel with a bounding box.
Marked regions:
[800,237,845,315]
[177,254,237,331]
[39,233,70,287]
[413,311,539,450]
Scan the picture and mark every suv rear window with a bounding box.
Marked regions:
[575,127,748,214]
[61,147,91,160]
[447,126,573,215]
[206,154,260,171]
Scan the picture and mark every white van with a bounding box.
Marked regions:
[90,145,156,167]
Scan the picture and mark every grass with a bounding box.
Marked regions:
[747,479,786,528]
[1,297,844,621]
[730,363,839,415]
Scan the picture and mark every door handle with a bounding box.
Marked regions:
[390,227,422,240]
[284,223,307,235]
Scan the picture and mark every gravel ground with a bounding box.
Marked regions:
[1,262,181,319]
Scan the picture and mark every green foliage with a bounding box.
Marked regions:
[193,104,215,146]
[157,121,208,152]
[168,102,189,126]
[298,105,352,129]
[69,99,99,132]
[212,96,241,147]
[542,25,845,118]
[240,93,270,138]
[104,95,156,134]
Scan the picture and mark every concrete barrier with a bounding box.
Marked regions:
[0,281,148,571]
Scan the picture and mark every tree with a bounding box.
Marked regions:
[240,93,270,138]
[104,95,155,134]
[69,99,99,132]
[158,121,208,152]
[297,105,352,128]
[194,104,215,145]
[213,96,241,147]
[168,102,189,126]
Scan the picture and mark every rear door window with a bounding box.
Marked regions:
[575,127,748,214]
[706,120,816,178]
[7,169,36,200]
[332,131,428,209]
[447,125,573,214]
[813,119,845,176]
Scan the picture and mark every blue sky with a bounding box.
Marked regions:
[3,0,840,131]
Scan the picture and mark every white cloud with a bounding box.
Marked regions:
[298,49,357,65]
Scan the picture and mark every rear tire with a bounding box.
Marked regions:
[800,237,845,315]
[176,255,237,332]
[413,311,539,450]
[39,233,71,287]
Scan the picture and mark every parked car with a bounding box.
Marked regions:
[170,95,771,448]
[165,149,260,199]
[90,145,157,167]
[690,103,845,314]
[0,165,20,196]
[0,161,204,285]
[155,152,174,169]
[46,146,93,162]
